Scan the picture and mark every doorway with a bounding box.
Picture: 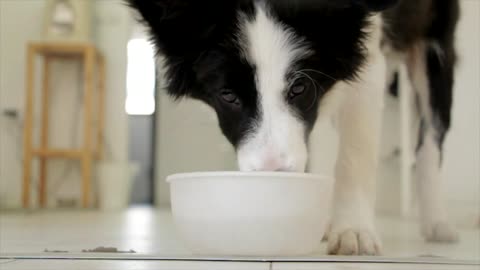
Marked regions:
[126,25,156,205]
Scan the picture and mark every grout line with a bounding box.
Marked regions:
[0,259,17,265]
[0,254,478,266]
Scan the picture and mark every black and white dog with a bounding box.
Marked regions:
[128,0,460,255]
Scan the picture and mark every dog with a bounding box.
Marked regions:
[127,0,460,255]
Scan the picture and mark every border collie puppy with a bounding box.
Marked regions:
[127,0,460,255]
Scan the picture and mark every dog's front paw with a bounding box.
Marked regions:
[422,221,459,243]
[327,229,381,255]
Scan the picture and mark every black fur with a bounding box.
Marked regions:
[127,0,249,99]
[354,0,399,11]
[384,0,459,153]
[127,0,458,151]
[127,0,375,146]
[192,48,260,146]
[382,0,459,54]
[425,0,459,148]
[382,0,434,51]
[426,43,456,148]
[389,71,399,97]
[271,0,370,82]
[127,0,259,146]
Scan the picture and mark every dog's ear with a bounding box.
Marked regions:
[353,0,398,12]
[126,0,237,98]
[272,0,398,12]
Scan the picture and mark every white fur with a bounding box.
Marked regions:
[237,4,310,172]
[407,43,458,242]
[327,15,386,255]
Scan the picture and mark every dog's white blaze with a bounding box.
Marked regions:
[237,5,310,172]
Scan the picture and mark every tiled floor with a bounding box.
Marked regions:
[0,207,478,269]
[0,259,271,270]
[271,262,479,270]
[1,259,479,270]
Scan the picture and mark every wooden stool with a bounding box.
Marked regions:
[23,42,105,208]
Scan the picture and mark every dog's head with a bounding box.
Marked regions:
[128,0,396,172]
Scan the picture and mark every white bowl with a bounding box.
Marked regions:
[166,171,333,256]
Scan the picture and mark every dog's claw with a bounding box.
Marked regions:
[327,229,381,255]
[422,221,459,243]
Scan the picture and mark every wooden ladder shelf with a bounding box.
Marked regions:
[22,42,105,208]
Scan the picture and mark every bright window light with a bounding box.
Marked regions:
[126,38,156,115]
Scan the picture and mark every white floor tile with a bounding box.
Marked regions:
[0,259,270,270]
[272,262,479,270]
[1,207,479,265]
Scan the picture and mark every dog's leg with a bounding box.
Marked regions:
[407,42,458,243]
[327,26,386,254]
[327,80,385,255]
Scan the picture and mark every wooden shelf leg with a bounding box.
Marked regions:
[39,56,52,208]
[96,54,105,160]
[81,155,92,208]
[82,48,95,208]
[22,45,36,209]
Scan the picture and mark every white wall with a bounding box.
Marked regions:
[442,0,480,221]
[0,0,132,208]
[0,0,45,208]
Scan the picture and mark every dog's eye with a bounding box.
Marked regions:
[288,82,306,99]
[220,89,241,106]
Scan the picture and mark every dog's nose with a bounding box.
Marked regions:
[252,156,292,172]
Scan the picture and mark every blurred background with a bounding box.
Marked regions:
[0,0,240,211]
[0,0,478,260]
